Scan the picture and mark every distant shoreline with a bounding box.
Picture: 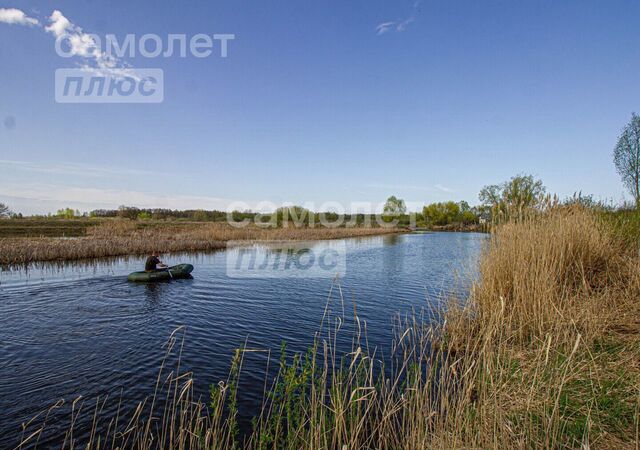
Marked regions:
[410,223,488,233]
[0,219,403,267]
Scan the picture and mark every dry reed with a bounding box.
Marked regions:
[0,221,401,267]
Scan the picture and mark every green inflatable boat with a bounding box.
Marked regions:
[127,264,194,282]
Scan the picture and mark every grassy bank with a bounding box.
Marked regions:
[17,207,640,448]
[438,207,640,448]
[0,220,402,267]
[423,222,487,232]
[0,217,102,238]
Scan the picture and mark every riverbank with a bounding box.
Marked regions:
[413,223,488,232]
[0,220,402,266]
[436,206,640,448]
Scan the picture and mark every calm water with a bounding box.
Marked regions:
[0,232,486,447]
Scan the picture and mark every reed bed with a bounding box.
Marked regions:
[0,221,400,267]
[15,206,640,449]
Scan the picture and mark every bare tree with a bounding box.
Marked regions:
[613,113,640,207]
[0,203,10,218]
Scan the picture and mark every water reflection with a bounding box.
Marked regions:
[382,233,404,246]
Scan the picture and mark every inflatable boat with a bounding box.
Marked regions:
[127,264,194,282]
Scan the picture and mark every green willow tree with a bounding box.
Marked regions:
[423,201,460,226]
[479,174,546,222]
[613,113,640,207]
[383,196,406,216]
[56,207,81,219]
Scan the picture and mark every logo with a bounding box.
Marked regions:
[55,68,163,103]
[226,240,347,279]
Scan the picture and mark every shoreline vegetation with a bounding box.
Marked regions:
[0,197,490,267]
[0,220,405,267]
[18,205,640,448]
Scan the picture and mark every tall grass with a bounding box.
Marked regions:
[441,206,640,448]
[16,207,640,448]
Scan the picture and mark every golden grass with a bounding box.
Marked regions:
[15,207,640,448]
[0,221,401,267]
[440,206,640,448]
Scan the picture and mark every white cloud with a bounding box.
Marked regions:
[67,32,96,57]
[44,9,71,37]
[0,8,39,26]
[0,9,136,79]
[44,10,136,79]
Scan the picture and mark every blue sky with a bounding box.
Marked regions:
[0,0,639,214]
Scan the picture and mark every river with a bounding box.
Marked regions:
[0,232,486,447]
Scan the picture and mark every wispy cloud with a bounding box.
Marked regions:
[0,8,136,79]
[375,21,397,35]
[0,160,166,178]
[0,160,240,214]
[0,183,237,214]
[0,8,39,26]
[376,17,416,35]
[375,1,422,35]
[396,17,415,32]
[434,184,455,194]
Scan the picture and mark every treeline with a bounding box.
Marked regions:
[411,175,615,228]
[421,201,487,227]
[89,206,382,226]
[89,207,232,221]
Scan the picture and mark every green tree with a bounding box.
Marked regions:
[479,174,546,220]
[137,211,152,220]
[383,196,407,216]
[0,202,10,218]
[56,207,79,219]
[117,206,140,220]
[460,210,478,225]
[458,200,471,212]
[563,192,601,209]
[272,206,312,226]
[613,113,640,207]
[423,201,461,226]
[192,210,209,221]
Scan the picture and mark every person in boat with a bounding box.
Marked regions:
[145,252,168,272]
